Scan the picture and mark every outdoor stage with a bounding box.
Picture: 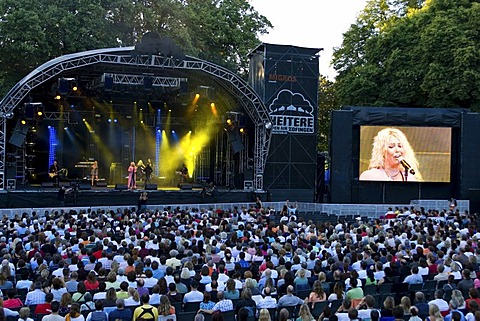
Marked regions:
[0,185,263,209]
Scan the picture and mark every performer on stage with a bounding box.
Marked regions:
[137,160,145,182]
[91,160,98,186]
[49,159,59,186]
[180,163,189,182]
[143,160,153,188]
[127,161,137,189]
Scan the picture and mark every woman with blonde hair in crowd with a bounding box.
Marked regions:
[452,290,466,310]
[124,288,140,306]
[158,295,175,316]
[258,308,271,321]
[427,303,444,321]
[360,127,423,182]
[296,303,314,321]
[400,296,412,316]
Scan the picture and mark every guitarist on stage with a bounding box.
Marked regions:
[49,159,59,186]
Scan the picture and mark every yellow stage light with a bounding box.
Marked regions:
[21,120,26,125]
[82,118,86,122]
[37,111,43,116]
[211,103,215,108]
[195,93,200,99]
[55,95,61,100]
[72,86,78,91]
[240,128,245,133]
[226,119,232,125]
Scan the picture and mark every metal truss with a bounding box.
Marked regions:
[0,47,271,190]
[99,73,187,88]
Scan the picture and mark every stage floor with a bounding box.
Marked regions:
[0,184,261,208]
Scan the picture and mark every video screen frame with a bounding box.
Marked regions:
[359,126,452,183]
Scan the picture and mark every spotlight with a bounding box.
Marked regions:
[195,93,200,99]
[37,111,43,116]
[188,130,192,134]
[82,118,86,122]
[157,129,161,133]
[172,130,175,134]
[108,119,112,123]
[140,120,144,124]
[211,103,215,107]
[21,120,26,125]
[239,128,245,133]
[265,121,272,129]
[140,108,143,111]
[94,114,101,118]
[226,119,232,125]
[70,104,75,109]
[114,119,118,123]
[55,95,61,100]
[47,125,51,129]
[4,112,14,119]
[168,109,171,112]
[64,127,68,130]
[72,86,78,91]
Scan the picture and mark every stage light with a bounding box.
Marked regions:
[140,120,144,124]
[72,86,78,91]
[265,121,272,129]
[114,118,118,123]
[21,119,26,125]
[82,118,86,122]
[195,93,200,99]
[188,130,192,134]
[37,111,43,116]
[64,127,68,130]
[94,114,101,118]
[168,109,171,112]
[47,125,51,129]
[140,108,143,111]
[211,103,215,108]
[157,129,161,133]
[55,95,61,100]
[108,119,112,123]
[240,128,245,133]
[172,130,175,134]
[226,118,232,125]
[70,104,75,109]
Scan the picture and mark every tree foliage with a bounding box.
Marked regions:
[332,0,480,109]
[318,76,340,152]
[0,0,271,96]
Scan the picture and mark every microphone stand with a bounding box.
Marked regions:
[404,167,408,182]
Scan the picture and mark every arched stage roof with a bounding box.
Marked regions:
[0,45,272,191]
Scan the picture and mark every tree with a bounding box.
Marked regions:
[317,76,340,152]
[0,0,271,96]
[332,0,480,109]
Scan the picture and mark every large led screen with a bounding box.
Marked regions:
[359,126,451,182]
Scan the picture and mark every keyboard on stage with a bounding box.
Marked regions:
[74,161,95,168]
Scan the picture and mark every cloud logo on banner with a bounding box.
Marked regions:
[268,89,315,134]
[269,89,314,116]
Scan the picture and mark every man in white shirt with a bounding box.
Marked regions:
[257,287,277,309]
[183,281,204,303]
[428,290,450,313]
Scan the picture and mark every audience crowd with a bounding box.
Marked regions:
[0,202,476,321]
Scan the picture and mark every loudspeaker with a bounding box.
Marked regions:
[145,184,157,190]
[115,184,128,190]
[78,183,91,190]
[41,181,54,188]
[96,180,107,187]
[179,183,193,190]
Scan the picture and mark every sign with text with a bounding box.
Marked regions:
[268,89,315,134]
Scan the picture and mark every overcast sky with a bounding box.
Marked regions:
[249,0,368,80]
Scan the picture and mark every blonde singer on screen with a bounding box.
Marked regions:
[360,128,423,182]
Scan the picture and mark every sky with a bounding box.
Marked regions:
[249,0,368,80]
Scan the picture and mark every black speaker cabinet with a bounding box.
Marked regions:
[145,184,158,190]
[115,184,128,190]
